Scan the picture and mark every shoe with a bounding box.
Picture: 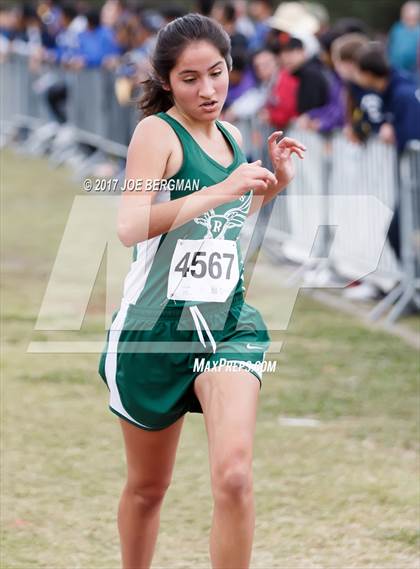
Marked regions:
[343,281,381,301]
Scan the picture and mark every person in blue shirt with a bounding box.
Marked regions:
[40,4,84,123]
[354,43,420,153]
[388,1,420,81]
[46,5,83,64]
[65,8,121,69]
[247,0,273,52]
[332,33,386,143]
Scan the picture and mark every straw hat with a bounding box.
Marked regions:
[302,2,330,27]
[268,2,320,35]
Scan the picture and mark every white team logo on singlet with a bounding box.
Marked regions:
[193,193,252,239]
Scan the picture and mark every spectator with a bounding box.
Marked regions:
[234,0,256,40]
[133,9,162,60]
[14,4,55,51]
[265,54,299,129]
[0,7,15,59]
[0,5,17,42]
[388,1,420,80]
[212,1,248,52]
[267,1,319,36]
[46,4,85,64]
[223,48,278,159]
[224,49,256,109]
[36,0,62,39]
[113,9,163,106]
[111,11,138,56]
[332,33,385,143]
[354,43,420,152]
[40,4,86,123]
[303,1,330,35]
[225,48,277,119]
[267,1,321,57]
[296,30,346,134]
[65,8,121,69]
[280,36,330,115]
[247,0,273,51]
[101,0,126,29]
[354,43,420,275]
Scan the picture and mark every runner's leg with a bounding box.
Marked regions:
[194,368,260,569]
[118,415,185,569]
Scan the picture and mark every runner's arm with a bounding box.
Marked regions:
[221,121,291,216]
[222,121,305,217]
[118,117,252,247]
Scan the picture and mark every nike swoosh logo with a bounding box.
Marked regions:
[246,343,262,350]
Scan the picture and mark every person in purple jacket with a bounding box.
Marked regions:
[224,49,256,109]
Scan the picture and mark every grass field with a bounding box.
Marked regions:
[1,148,419,568]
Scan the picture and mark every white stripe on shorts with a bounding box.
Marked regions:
[105,304,152,429]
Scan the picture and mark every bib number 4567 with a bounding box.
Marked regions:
[175,251,234,279]
[167,239,239,302]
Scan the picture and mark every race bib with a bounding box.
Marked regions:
[167,239,239,302]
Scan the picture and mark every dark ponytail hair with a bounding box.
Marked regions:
[139,13,232,116]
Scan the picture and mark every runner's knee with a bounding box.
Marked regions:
[124,480,170,510]
[211,450,253,499]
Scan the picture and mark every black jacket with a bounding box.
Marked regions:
[292,57,330,114]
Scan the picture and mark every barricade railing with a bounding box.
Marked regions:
[64,66,138,146]
[0,51,49,130]
[328,131,400,291]
[238,116,418,322]
[0,51,139,152]
[369,143,420,321]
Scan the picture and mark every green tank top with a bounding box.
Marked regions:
[121,111,252,311]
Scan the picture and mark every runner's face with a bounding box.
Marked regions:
[166,40,229,121]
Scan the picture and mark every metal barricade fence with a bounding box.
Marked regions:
[405,145,420,284]
[273,125,329,262]
[273,125,401,292]
[0,53,23,123]
[0,51,140,150]
[237,116,419,322]
[65,67,108,138]
[64,67,138,145]
[328,131,401,291]
[370,143,420,321]
[102,70,139,146]
[65,67,138,146]
[0,52,49,127]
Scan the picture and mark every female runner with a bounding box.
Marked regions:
[98,13,305,569]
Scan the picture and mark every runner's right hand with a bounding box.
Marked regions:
[220,160,277,197]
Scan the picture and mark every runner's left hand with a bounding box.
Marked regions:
[267,130,306,185]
